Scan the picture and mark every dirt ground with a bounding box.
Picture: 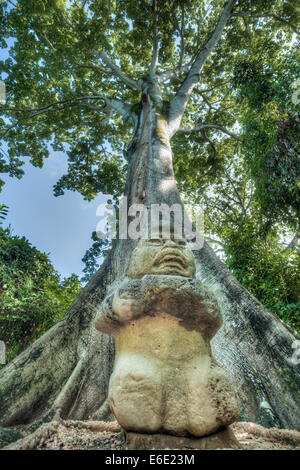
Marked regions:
[5,420,299,450]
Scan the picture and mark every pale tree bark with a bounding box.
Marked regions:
[0,0,299,446]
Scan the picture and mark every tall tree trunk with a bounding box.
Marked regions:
[0,96,299,441]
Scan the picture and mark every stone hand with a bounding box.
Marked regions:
[112,280,144,322]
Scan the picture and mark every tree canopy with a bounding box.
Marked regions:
[0,0,298,202]
[0,0,299,329]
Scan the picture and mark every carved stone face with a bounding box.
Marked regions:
[126,238,196,279]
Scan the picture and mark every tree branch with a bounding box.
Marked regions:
[194,88,218,110]
[103,97,137,126]
[223,168,247,215]
[2,96,104,115]
[158,62,192,83]
[150,0,159,77]
[81,0,89,10]
[178,3,185,69]
[282,232,300,253]
[1,95,137,138]
[177,124,242,141]
[232,12,299,35]
[92,50,141,91]
[71,63,110,75]
[168,0,237,136]
[0,100,96,139]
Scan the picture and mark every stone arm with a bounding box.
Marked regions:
[94,279,145,334]
[95,275,222,339]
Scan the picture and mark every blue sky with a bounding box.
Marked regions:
[1,153,108,279]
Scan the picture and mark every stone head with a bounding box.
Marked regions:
[126,237,196,279]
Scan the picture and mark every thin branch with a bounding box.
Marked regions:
[223,168,247,215]
[81,104,105,113]
[232,12,299,35]
[82,84,137,125]
[141,0,151,11]
[178,3,185,69]
[1,95,137,138]
[215,248,226,254]
[0,122,18,139]
[169,2,186,70]
[92,50,141,91]
[104,0,112,30]
[61,12,73,28]
[81,0,89,10]
[2,96,104,114]
[194,88,218,111]
[203,130,216,159]
[177,124,242,141]
[245,186,255,213]
[71,63,108,74]
[194,80,230,93]
[282,232,300,253]
[0,100,92,139]
[265,14,299,34]
[168,0,237,136]
[150,0,159,77]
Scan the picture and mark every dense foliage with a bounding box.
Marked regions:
[225,226,300,333]
[232,50,300,227]
[0,226,81,363]
[186,157,300,333]
[0,0,298,201]
[81,231,111,283]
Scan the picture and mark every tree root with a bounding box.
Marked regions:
[233,422,300,446]
[62,419,121,433]
[2,419,121,450]
[3,421,60,450]
[91,398,114,421]
[51,354,88,420]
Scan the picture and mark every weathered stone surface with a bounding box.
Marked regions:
[95,238,239,438]
[95,274,222,338]
[125,426,241,450]
[107,313,239,436]
[126,238,196,279]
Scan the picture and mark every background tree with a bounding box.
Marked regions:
[186,157,300,333]
[0,226,81,364]
[232,49,300,228]
[0,204,8,222]
[82,232,111,283]
[0,0,299,441]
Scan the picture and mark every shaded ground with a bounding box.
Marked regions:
[3,420,300,450]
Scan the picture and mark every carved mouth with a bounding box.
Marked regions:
[154,249,187,270]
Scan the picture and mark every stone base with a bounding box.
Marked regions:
[125,426,241,450]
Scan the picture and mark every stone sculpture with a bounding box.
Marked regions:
[94,237,239,447]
